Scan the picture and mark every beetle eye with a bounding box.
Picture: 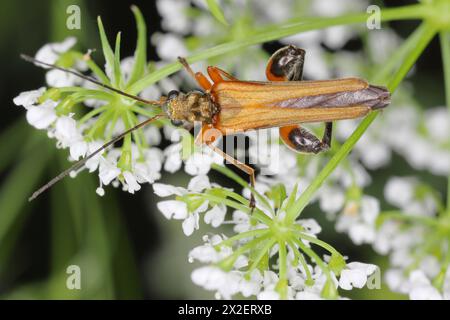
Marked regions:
[171,119,183,127]
[167,90,179,100]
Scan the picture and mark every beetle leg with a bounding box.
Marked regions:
[265,45,333,154]
[207,66,239,83]
[178,57,213,91]
[279,122,332,154]
[265,45,305,81]
[194,125,256,210]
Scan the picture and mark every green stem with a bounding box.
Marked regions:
[219,234,270,271]
[294,231,341,257]
[128,4,424,94]
[286,22,437,223]
[378,210,440,228]
[440,31,450,215]
[246,238,276,275]
[286,239,314,286]
[78,105,109,125]
[216,228,270,247]
[193,193,273,226]
[277,241,288,299]
[293,237,331,279]
[211,163,274,216]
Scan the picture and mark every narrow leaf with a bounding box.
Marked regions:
[205,0,229,26]
[97,16,116,84]
[127,5,147,86]
[114,32,123,88]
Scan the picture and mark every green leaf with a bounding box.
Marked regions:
[267,183,286,209]
[114,32,123,88]
[0,120,29,172]
[97,16,116,84]
[127,5,147,86]
[205,0,229,26]
[0,138,51,245]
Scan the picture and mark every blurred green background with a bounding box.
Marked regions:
[0,0,446,299]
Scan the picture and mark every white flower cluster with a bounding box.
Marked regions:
[373,176,449,299]
[188,229,377,300]
[153,172,378,299]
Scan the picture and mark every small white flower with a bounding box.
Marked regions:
[163,143,183,173]
[26,100,57,129]
[153,33,188,61]
[182,212,200,236]
[35,37,77,66]
[408,270,442,300]
[54,115,83,148]
[84,141,105,172]
[336,196,379,245]
[123,171,141,193]
[98,157,121,185]
[191,266,241,299]
[204,204,227,228]
[185,151,223,176]
[13,87,46,109]
[339,262,377,290]
[157,200,188,220]
[318,186,345,214]
[384,176,414,208]
[153,183,185,197]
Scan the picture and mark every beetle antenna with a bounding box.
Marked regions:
[20,54,164,106]
[28,113,166,202]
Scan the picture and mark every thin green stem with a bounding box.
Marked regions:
[286,239,314,286]
[211,163,274,216]
[293,237,331,279]
[277,241,288,299]
[440,31,450,214]
[219,234,270,271]
[377,210,440,228]
[193,193,273,226]
[286,22,437,223]
[78,105,109,125]
[246,238,276,275]
[294,231,341,257]
[216,229,270,247]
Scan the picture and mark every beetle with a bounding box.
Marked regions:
[23,45,390,202]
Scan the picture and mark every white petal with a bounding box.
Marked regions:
[70,141,87,161]
[360,196,380,224]
[410,285,442,300]
[35,37,76,65]
[299,219,322,235]
[13,87,46,108]
[26,100,57,129]
[204,204,226,228]
[98,158,121,185]
[339,269,367,290]
[319,186,345,214]
[123,171,141,194]
[55,116,81,147]
[187,174,211,192]
[346,262,378,275]
[157,200,188,220]
[185,152,213,176]
[153,183,186,197]
[182,213,199,236]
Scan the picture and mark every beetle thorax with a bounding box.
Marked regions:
[166,91,219,124]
